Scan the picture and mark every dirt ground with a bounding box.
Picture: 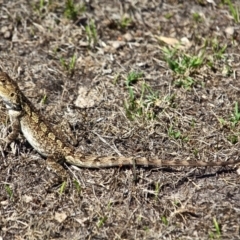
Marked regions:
[0,0,240,239]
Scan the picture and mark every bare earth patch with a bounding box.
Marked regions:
[0,0,240,239]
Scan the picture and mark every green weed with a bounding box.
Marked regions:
[40,94,48,105]
[64,0,79,20]
[85,20,98,47]
[5,184,13,199]
[33,0,47,14]
[168,125,181,139]
[204,38,232,75]
[230,102,240,127]
[164,12,174,19]
[126,71,143,87]
[60,53,77,75]
[161,216,168,225]
[143,226,149,231]
[154,182,160,200]
[192,12,202,22]
[162,46,204,89]
[59,181,67,194]
[213,217,221,235]
[222,64,233,77]
[209,217,221,239]
[163,47,203,74]
[113,72,120,85]
[218,118,227,127]
[97,216,107,228]
[225,0,239,23]
[124,72,160,120]
[210,38,227,59]
[227,134,238,144]
[119,16,132,29]
[174,77,195,89]
[73,180,81,193]
[39,0,45,11]
[192,148,199,157]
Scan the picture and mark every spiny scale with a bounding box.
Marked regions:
[0,71,239,174]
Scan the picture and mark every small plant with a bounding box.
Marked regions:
[60,57,67,69]
[85,20,98,47]
[124,71,141,119]
[107,201,113,209]
[126,71,143,87]
[218,118,227,127]
[32,0,49,14]
[230,102,240,127]
[227,134,238,144]
[172,52,203,74]
[64,0,79,20]
[69,54,77,72]
[164,12,174,19]
[124,72,159,120]
[154,182,160,201]
[161,216,168,225]
[192,149,199,157]
[5,184,13,199]
[168,125,181,139]
[119,16,132,29]
[192,12,202,22]
[73,180,81,193]
[213,217,221,236]
[225,0,239,23]
[113,72,120,85]
[222,64,233,77]
[174,77,195,89]
[40,94,48,105]
[210,38,227,60]
[143,226,149,231]
[39,0,45,11]
[60,53,77,75]
[97,216,107,228]
[59,181,67,194]
[162,46,204,89]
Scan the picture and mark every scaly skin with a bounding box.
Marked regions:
[0,72,239,181]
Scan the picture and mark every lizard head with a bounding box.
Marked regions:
[0,72,21,110]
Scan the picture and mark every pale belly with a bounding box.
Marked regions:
[20,120,52,157]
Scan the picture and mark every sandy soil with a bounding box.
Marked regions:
[0,0,240,239]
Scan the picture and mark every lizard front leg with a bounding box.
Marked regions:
[45,154,68,188]
[1,115,21,149]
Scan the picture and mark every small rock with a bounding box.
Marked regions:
[0,26,8,33]
[79,41,89,47]
[225,26,234,36]
[55,212,67,223]
[22,195,33,203]
[4,31,11,39]
[110,41,125,49]
[123,32,133,42]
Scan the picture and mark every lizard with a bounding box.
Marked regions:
[0,71,239,182]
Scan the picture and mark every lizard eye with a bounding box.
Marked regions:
[10,93,15,97]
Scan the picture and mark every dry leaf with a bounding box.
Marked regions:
[155,36,180,45]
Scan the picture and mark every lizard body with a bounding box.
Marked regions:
[0,72,239,179]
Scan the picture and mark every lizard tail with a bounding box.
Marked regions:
[65,154,240,168]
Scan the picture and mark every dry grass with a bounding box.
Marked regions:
[0,0,240,239]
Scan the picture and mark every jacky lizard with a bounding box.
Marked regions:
[0,71,239,180]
